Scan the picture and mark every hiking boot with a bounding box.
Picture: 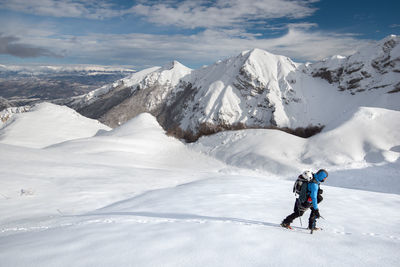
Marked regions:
[308,226,320,231]
[280,222,292,229]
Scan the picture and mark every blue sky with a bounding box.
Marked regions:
[0,0,399,69]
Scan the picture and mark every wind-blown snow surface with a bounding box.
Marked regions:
[0,106,399,266]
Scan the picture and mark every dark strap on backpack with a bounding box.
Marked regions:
[298,182,309,203]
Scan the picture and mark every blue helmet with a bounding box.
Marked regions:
[314,169,328,182]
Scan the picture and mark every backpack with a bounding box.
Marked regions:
[293,171,313,203]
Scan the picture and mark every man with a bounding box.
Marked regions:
[281,169,328,230]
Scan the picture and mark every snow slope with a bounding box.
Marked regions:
[191,107,400,193]
[71,66,161,107]
[81,60,190,106]
[47,112,226,171]
[0,102,110,148]
[0,107,399,266]
[0,110,228,225]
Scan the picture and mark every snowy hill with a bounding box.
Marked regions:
[63,35,400,142]
[46,112,225,171]
[0,102,110,148]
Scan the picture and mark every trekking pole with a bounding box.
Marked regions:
[0,193,10,199]
[57,209,65,216]
[296,199,303,227]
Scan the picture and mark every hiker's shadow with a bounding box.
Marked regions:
[78,211,281,228]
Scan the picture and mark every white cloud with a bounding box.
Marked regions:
[7,25,368,66]
[263,26,366,60]
[0,0,120,19]
[0,0,319,25]
[130,0,319,29]
[0,0,372,67]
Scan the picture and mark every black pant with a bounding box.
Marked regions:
[283,194,323,228]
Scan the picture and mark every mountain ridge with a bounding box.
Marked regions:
[60,35,400,141]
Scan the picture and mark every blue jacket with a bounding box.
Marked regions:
[308,171,327,210]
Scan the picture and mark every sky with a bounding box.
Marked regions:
[0,0,399,69]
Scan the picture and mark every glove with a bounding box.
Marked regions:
[314,209,321,219]
[318,188,323,194]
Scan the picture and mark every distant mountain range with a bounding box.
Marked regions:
[0,65,135,110]
[2,35,399,142]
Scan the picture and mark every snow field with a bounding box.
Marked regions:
[1,175,399,267]
[0,103,399,266]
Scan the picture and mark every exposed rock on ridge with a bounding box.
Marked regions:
[307,35,400,94]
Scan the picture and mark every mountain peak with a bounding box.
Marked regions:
[240,48,275,59]
[248,48,266,54]
[376,34,399,50]
[162,60,190,71]
[245,48,290,61]
[384,34,398,41]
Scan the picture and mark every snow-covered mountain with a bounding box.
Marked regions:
[65,61,192,128]
[66,49,303,140]
[65,35,400,141]
[164,49,300,141]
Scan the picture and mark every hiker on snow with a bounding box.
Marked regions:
[281,169,328,230]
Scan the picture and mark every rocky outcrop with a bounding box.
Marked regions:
[307,35,400,94]
[0,105,31,126]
